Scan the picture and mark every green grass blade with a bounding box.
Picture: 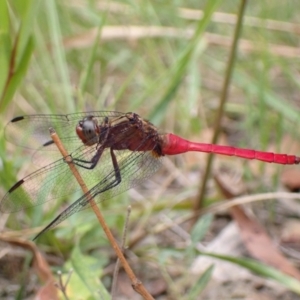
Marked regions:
[79,15,106,94]
[191,213,213,245]
[187,264,214,300]
[45,0,73,111]
[0,0,10,96]
[69,246,110,300]
[0,0,39,111]
[149,0,222,124]
[0,35,34,112]
[200,252,300,294]
[13,0,40,66]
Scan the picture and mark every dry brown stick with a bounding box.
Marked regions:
[49,128,154,300]
[111,205,132,299]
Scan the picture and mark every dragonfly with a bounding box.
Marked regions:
[1,111,299,240]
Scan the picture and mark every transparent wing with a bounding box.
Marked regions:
[0,143,103,212]
[4,111,126,151]
[1,140,162,214]
[5,111,132,167]
[33,150,162,239]
[1,129,163,238]
[2,111,163,238]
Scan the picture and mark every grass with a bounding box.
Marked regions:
[1,0,300,299]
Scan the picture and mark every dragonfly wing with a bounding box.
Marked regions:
[0,143,115,213]
[33,149,163,238]
[31,136,83,167]
[0,157,75,213]
[4,111,125,150]
[5,114,79,150]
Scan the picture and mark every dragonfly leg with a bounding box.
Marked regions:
[90,147,121,196]
[76,148,121,209]
[109,147,121,185]
[33,148,122,240]
[70,146,105,169]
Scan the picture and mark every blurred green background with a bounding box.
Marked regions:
[1,0,300,299]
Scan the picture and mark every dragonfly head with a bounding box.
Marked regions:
[76,116,99,146]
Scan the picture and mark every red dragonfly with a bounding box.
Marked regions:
[1,111,299,239]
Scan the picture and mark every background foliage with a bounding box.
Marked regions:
[1,0,300,299]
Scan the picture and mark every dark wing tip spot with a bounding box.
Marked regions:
[43,140,54,147]
[8,179,24,193]
[11,116,25,123]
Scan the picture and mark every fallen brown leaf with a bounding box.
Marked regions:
[0,235,59,300]
[281,168,300,192]
[214,174,300,281]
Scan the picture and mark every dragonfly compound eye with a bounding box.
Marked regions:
[76,117,99,145]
